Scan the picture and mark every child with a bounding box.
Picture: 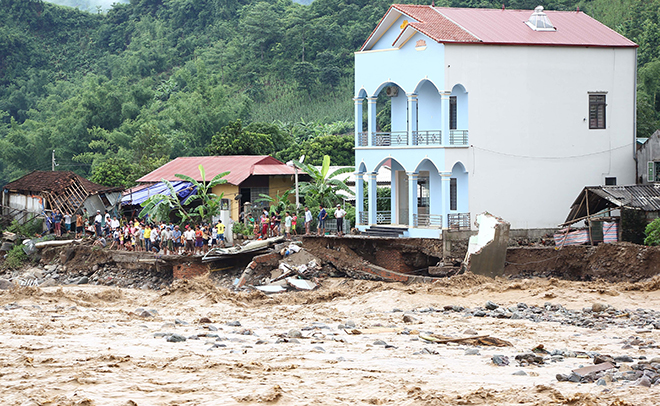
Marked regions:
[284,211,292,240]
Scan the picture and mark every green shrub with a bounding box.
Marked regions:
[3,244,28,270]
[7,217,44,238]
[644,218,660,245]
[232,222,254,236]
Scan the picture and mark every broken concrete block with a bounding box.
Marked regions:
[463,213,510,278]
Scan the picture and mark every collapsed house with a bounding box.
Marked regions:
[1,171,122,224]
[560,184,660,245]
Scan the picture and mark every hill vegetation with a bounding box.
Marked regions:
[0,0,658,187]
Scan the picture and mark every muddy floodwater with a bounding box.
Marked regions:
[1,275,660,405]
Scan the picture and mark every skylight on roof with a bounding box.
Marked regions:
[525,6,556,32]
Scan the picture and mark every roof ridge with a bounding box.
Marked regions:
[432,7,481,42]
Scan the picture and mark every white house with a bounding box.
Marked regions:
[353,5,637,236]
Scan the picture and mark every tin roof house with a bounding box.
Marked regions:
[353,5,637,237]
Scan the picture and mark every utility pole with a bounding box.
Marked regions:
[52,150,57,171]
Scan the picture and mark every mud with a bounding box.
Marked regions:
[1,276,660,405]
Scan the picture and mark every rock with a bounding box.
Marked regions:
[39,279,57,288]
[344,320,356,328]
[614,355,634,363]
[592,303,608,313]
[139,310,155,318]
[485,301,499,310]
[403,314,417,324]
[596,378,607,386]
[373,340,387,346]
[174,318,189,325]
[288,329,303,338]
[77,276,89,285]
[463,329,478,335]
[311,346,325,353]
[594,354,615,365]
[226,321,241,327]
[199,317,213,324]
[255,340,268,345]
[512,370,527,376]
[465,348,480,355]
[638,377,652,387]
[492,355,509,366]
[166,334,187,342]
[474,310,486,317]
[515,353,544,365]
[0,278,15,290]
[206,325,218,331]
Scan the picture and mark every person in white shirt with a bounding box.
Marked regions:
[334,204,346,237]
[94,210,102,237]
[304,206,313,235]
[111,216,120,230]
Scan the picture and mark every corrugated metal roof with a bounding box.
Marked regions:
[3,171,120,194]
[136,156,298,185]
[564,185,660,225]
[438,7,637,47]
[362,5,637,50]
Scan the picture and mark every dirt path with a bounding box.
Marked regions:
[1,276,659,405]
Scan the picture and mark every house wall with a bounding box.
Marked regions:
[269,176,296,205]
[637,133,660,183]
[444,44,637,228]
[212,183,239,220]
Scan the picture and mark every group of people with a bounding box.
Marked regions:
[251,204,347,239]
[48,208,227,255]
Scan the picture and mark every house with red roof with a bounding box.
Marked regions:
[129,156,304,221]
[354,5,637,235]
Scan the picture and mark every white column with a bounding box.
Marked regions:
[367,97,378,147]
[355,172,364,225]
[354,97,364,147]
[367,172,378,225]
[441,172,451,228]
[440,91,451,146]
[407,93,418,145]
[408,172,418,228]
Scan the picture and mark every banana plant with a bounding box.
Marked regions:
[293,155,353,208]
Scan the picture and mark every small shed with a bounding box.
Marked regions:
[562,185,660,244]
[1,171,122,223]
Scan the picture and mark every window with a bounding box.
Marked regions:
[449,96,457,130]
[589,94,606,129]
[655,162,660,182]
[250,187,269,207]
[220,199,230,211]
[605,177,617,186]
[450,178,457,211]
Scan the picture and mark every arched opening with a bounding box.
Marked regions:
[415,79,442,145]
[372,82,407,146]
[450,84,469,146]
[414,158,442,227]
[448,161,470,229]
[355,88,368,147]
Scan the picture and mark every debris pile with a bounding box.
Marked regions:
[235,242,324,293]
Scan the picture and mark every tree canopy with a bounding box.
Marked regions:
[0,0,658,187]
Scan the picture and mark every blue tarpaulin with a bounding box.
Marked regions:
[121,181,196,205]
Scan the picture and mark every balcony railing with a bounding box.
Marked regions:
[357,132,368,147]
[449,130,469,146]
[358,211,368,225]
[413,130,442,146]
[413,213,443,228]
[376,211,392,225]
[373,131,408,146]
[448,212,471,230]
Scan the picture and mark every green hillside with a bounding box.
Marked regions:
[0,0,657,187]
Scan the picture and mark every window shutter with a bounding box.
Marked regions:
[649,161,655,182]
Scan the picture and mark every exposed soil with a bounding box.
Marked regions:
[505,242,660,282]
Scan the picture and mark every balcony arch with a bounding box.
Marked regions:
[449,84,469,145]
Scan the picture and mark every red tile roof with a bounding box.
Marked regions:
[136,156,298,185]
[3,171,119,194]
[362,5,636,50]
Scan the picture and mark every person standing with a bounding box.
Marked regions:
[284,211,292,240]
[216,220,225,246]
[53,209,62,236]
[63,212,72,235]
[184,225,195,254]
[292,212,298,235]
[94,210,102,237]
[334,204,346,237]
[304,206,312,235]
[172,225,182,254]
[75,212,84,238]
[260,210,269,238]
[317,205,327,236]
[144,224,152,252]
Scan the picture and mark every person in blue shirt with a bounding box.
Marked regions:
[317,205,327,236]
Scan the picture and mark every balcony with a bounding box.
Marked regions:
[449,130,469,146]
[358,130,468,147]
[448,212,471,230]
[413,213,443,228]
